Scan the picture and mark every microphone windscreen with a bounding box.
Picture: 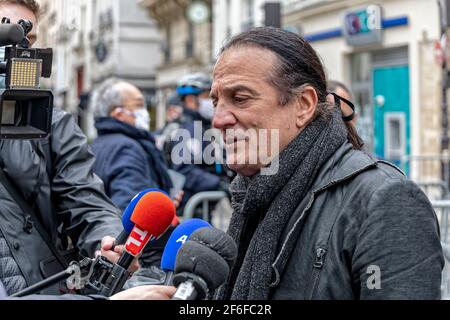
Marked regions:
[174,240,229,290]
[122,188,166,233]
[189,227,237,267]
[130,190,175,237]
[161,219,211,271]
[0,23,24,46]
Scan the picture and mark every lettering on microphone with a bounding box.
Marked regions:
[179,304,214,318]
[125,226,153,256]
[176,235,188,244]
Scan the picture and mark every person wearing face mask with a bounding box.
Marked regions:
[162,73,231,217]
[90,78,175,212]
[90,78,185,285]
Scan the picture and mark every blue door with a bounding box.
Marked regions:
[373,65,410,170]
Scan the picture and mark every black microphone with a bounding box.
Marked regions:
[0,23,24,46]
[171,227,237,300]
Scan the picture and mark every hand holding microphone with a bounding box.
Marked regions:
[97,236,140,273]
[94,190,176,297]
[96,188,175,272]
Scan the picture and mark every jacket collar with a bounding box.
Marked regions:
[309,142,378,193]
[95,117,156,143]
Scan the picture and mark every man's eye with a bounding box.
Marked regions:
[234,96,248,104]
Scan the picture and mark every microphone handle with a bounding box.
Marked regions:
[164,270,174,286]
[117,251,135,270]
[172,280,198,300]
[171,272,208,300]
[111,230,129,251]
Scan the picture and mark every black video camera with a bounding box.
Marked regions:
[0,17,53,139]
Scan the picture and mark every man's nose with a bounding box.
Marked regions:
[212,106,236,129]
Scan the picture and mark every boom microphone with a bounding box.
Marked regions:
[171,227,237,300]
[161,219,211,285]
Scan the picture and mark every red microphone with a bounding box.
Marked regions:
[119,191,176,268]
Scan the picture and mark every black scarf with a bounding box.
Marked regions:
[214,108,348,300]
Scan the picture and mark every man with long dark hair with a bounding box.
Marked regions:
[211,27,444,300]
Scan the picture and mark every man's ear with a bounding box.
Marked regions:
[295,85,318,129]
[110,107,121,118]
[110,107,126,121]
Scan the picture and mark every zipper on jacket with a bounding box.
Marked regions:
[313,248,326,268]
[271,193,316,287]
[307,247,327,299]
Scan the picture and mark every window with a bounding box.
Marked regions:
[241,0,254,31]
[163,27,171,64]
[185,22,194,58]
[385,112,406,161]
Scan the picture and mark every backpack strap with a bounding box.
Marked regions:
[40,135,53,180]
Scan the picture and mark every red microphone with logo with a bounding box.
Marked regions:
[100,191,176,296]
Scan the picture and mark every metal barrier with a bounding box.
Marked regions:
[182,191,230,230]
[431,200,450,299]
[417,181,450,200]
[401,154,450,197]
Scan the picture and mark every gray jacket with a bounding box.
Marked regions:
[0,108,122,295]
[270,143,444,299]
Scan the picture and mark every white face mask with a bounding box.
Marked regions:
[116,107,150,131]
[198,98,215,120]
[133,108,151,131]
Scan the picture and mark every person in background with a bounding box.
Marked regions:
[327,80,358,126]
[90,78,177,212]
[154,93,183,152]
[166,93,184,123]
[163,73,231,217]
[89,78,182,289]
[327,79,364,150]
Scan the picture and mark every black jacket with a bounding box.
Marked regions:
[92,117,173,211]
[0,109,122,295]
[270,143,444,299]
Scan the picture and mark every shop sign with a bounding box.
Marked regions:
[344,5,383,46]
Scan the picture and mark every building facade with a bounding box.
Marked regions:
[141,0,214,129]
[212,0,270,56]
[283,0,443,183]
[36,0,162,138]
